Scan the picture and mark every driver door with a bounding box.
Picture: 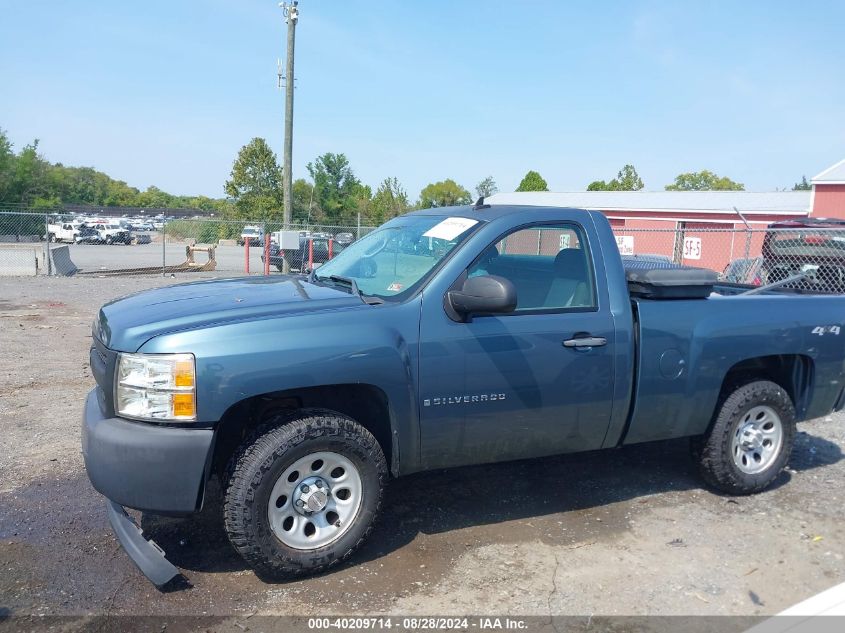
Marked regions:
[418,221,616,469]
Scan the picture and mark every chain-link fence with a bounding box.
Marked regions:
[611,226,845,293]
[0,211,375,277]
[3,209,845,294]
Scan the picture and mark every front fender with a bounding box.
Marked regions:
[138,300,422,472]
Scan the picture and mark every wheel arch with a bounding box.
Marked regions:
[210,383,398,480]
[715,354,813,422]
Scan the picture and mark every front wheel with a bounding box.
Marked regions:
[224,409,387,578]
[696,380,795,495]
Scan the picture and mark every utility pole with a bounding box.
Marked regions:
[280,2,298,274]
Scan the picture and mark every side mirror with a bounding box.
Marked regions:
[447,275,517,321]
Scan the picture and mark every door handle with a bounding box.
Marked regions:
[562,336,607,348]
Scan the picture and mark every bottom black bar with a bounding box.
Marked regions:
[106,500,183,589]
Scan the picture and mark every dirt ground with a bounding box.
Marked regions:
[1,276,844,626]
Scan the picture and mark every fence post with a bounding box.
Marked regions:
[161,221,167,277]
[356,213,361,240]
[328,238,333,260]
[264,233,270,276]
[44,214,52,276]
[308,238,314,271]
[244,236,250,274]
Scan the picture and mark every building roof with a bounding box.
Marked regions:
[813,159,845,184]
[485,191,811,216]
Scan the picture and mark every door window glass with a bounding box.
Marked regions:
[467,224,596,311]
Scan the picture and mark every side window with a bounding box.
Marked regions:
[467,224,596,312]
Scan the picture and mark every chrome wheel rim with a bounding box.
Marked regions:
[731,406,783,474]
[267,451,362,550]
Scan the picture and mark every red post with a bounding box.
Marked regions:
[328,238,333,260]
[264,234,270,276]
[308,238,314,271]
[244,237,250,274]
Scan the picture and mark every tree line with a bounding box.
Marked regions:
[0,127,813,228]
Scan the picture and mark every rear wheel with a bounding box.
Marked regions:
[697,380,795,494]
[224,409,387,578]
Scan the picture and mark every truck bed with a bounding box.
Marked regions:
[615,293,845,446]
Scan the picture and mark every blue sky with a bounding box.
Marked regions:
[1,0,843,199]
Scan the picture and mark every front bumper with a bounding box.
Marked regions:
[81,389,214,514]
[82,388,215,587]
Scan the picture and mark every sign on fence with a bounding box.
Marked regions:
[683,237,702,260]
[615,235,634,255]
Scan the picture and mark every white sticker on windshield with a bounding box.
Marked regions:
[423,217,479,241]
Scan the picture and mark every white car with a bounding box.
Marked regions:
[47,222,81,243]
[238,225,264,246]
[93,223,132,245]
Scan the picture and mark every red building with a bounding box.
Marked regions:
[488,158,845,273]
[812,159,845,218]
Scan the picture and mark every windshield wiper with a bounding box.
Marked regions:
[327,274,360,295]
[317,274,384,304]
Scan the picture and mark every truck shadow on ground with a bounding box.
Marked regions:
[140,429,842,580]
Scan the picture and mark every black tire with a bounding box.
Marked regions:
[275,265,284,273]
[697,380,795,495]
[224,409,387,579]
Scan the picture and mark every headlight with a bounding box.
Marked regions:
[115,353,196,421]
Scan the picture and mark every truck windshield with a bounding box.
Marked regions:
[313,215,482,300]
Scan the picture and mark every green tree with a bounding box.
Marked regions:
[665,170,744,191]
[307,153,362,224]
[224,138,283,219]
[792,176,812,191]
[292,178,316,223]
[586,164,644,191]
[475,175,498,199]
[418,179,471,208]
[10,141,50,205]
[0,128,14,202]
[371,177,409,225]
[350,183,373,225]
[516,170,548,192]
[612,164,643,190]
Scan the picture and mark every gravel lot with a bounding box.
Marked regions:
[1,276,844,627]
[67,240,273,275]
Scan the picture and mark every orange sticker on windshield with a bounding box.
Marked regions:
[387,282,403,292]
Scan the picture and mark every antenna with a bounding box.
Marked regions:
[277,58,283,90]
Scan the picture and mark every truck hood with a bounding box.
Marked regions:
[95,276,363,351]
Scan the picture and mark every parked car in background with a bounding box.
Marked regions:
[47,221,81,243]
[132,233,152,245]
[93,223,132,245]
[722,257,764,285]
[75,227,106,245]
[762,218,845,293]
[262,232,354,272]
[238,225,264,246]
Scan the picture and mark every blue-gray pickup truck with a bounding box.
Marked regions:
[82,203,845,587]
